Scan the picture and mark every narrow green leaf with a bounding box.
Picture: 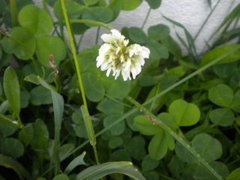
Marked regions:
[59,143,75,161]
[207,0,212,8]
[3,67,20,117]
[76,161,145,180]
[38,77,64,173]
[163,15,197,61]
[214,4,240,39]
[24,74,40,85]
[0,154,29,180]
[65,151,87,174]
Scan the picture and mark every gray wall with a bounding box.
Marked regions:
[81,0,239,54]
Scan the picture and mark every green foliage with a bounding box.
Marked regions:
[208,84,233,107]
[145,0,162,9]
[0,0,239,179]
[64,152,87,174]
[36,36,66,67]
[0,154,29,180]
[169,99,200,126]
[209,108,235,127]
[18,5,53,35]
[227,168,240,180]
[3,67,20,118]
[121,0,143,11]
[1,27,35,60]
[176,133,222,163]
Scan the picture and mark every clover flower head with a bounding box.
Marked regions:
[96,29,150,81]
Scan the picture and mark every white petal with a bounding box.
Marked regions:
[131,67,137,79]
[123,39,129,46]
[137,57,145,66]
[111,29,125,41]
[141,46,150,58]
[122,69,131,81]
[106,68,111,77]
[99,44,111,54]
[101,62,109,71]
[101,34,114,43]
[113,69,120,79]
[96,56,105,67]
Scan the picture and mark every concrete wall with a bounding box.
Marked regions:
[81,0,239,54]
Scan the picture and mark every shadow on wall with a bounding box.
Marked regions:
[80,0,238,54]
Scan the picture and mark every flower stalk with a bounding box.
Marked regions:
[60,0,99,164]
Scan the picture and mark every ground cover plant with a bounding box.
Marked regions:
[0,0,240,179]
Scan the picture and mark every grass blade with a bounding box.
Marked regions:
[65,151,87,174]
[209,3,240,46]
[3,67,21,123]
[163,15,198,62]
[76,161,145,180]
[38,77,64,174]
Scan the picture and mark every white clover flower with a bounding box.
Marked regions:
[96,29,150,81]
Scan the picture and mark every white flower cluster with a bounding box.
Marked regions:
[96,29,150,81]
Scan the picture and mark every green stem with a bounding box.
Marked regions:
[71,19,112,30]
[95,27,100,44]
[126,96,223,180]
[60,0,99,164]
[141,7,151,30]
[77,35,84,52]
[194,0,221,41]
[9,0,17,26]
